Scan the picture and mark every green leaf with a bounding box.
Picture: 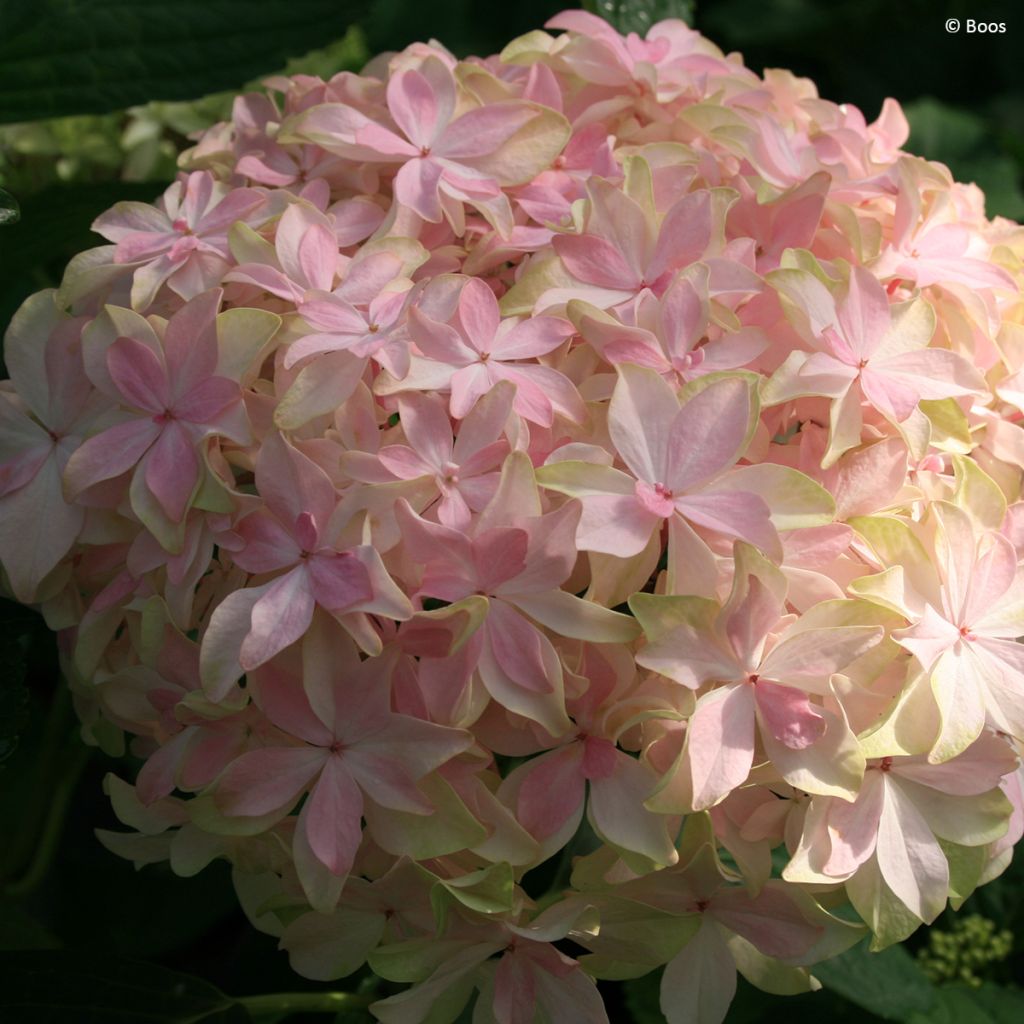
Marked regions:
[811,937,937,1021]
[0,950,251,1022]
[584,0,696,34]
[909,984,1024,1024]
[0,0,370,123]
[905,98,987,160]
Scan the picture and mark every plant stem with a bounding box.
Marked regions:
[5,740,90,897]
[2,683,73,881]
[237,991,374,1016]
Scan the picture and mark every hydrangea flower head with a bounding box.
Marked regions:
[3,10,1024,1024]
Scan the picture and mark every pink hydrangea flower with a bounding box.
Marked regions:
[4,10,1024,1024]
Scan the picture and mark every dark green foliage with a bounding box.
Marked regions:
[0,951,251,1023]
[0,0,370,123]
[0,182,165,358]
[585,0,695,33]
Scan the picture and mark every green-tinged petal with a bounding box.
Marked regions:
[920,398,972,454]
[430,862,515,931]
[535,459,635,497]
[940,839,988,910]
[705,464,835,530]
[858,670,941,759]
[507,589,641,642]
[725,934,817,995]
[215,307,280,381]
[659,917,737,1024]
[362,774,487,860]
[629,594,735,689]
[846,856,923,951]
[952,454,1007,530]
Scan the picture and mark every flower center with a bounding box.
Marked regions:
[635,479,676,518]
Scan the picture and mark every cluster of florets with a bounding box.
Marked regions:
[2,10,1024,1023]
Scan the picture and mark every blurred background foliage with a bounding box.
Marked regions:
[2,0,1024,1021]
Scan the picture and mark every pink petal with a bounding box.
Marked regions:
[63,418,161,497]
[298,222,339,292]
[575,492,659,556]
[674,490,778,553]
[449,363,495,420]
[963,533,1017,628]
[836,266,890,361]
[456,278,500,354]
[215,746,327,817]
[255,432,338,539]
[172,376,240,424]
[307,551,374,611]
[516,745,586,840]
[753,680,826,750]
[687,684,757,810]
[492,362,583,425]
[377,444,434,479]
[437,103,538,160]
[495,316,574,360]
[760,624,885,687]
[823,771,884,876]
[876,777,948,921]
[608,364,683,484]
[300,295,368,334]
[485,601,554,694]
[144,420,199,522]
[233,510,302,573]
[250,660,334,746]
[554,233,639,290]
[398,392,455,469]
[304,756,364,876]
[344,750,432,814]
[394,158,445,223]
[162,289,221,393]
[648,190,712,282]
[712,883,823,959]
[472,526,529,592]
[194,187,265,236]
[494,950,537,1024]
[0,453,83,602]
[239,567,317,670]
[724,575,783,667]
[387,65,452,150]
[107,337,169,412]
[225,263,303,302]
[408,305,476,366]
[666,377,752,491]
[859,367,920,422]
